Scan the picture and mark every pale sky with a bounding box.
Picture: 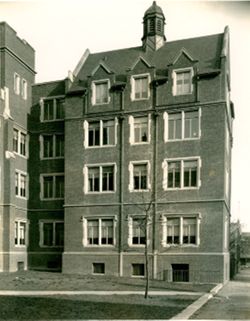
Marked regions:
[1,0,250,230]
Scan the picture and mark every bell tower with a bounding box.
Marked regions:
[142,1,166,51]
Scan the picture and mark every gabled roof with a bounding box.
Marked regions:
[69,31,224,92]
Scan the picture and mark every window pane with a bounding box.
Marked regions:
[103,120,114,145]
[134,117,148,143]
[55,135,64,157]
[184,111,199,138]
[132,263,145,276]
[101,219,113,245]
[134,77,148,99]
[56,98,65,119]
[43,135,53,158]
[133,164,147,190]
[43,176,53,198]
[88,220,99,245]
[88,167,100,192]
[20,174,26,197]
[184,160,198,187]
[20,133,26,156]
[15,222,18,245]
[168,114,182,140]
[55,176,64,198]
[19,222,26,245]
[88,122,100,146]
[95,82,109,104]
[168,161,181,188]
[44,100,54,121]
[183,218,196,244]
[176,71,192,95]
[15,172,19,196]
[167,218,180,244]
[13,129,18,153]
[102,166,114,191]
[43,223,53,246]
[132,219,145,245]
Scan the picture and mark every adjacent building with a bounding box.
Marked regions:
[0,22,35,271]
[1,2,235,283]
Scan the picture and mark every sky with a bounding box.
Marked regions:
[1,0,250,230]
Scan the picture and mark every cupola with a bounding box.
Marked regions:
[142,1,166,51]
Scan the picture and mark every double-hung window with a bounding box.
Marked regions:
[13,128,28,157]
[41,97,65,121]
[41,174,64,200]
[41,134,64,159]
[163,157,201,190]
[164,110,200,141]
[128,216,146,246]
[84,164,116,193]
[82,217,115,246]
[15,221,27,246]
[129,115,151,144]
[92,80,110,105]
[84,119,116,148]
[39,220,64,247]
[131,74,150,100]
[162,215,200,247]
[172,68,193,96]
[129,161,150,192]
[15,171,27,198]
[14,73,20,95]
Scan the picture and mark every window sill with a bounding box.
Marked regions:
[14,245,27,248]
[130,142,150,145]
[41,157,64,160]
[14,152,28,159]
[41,119,64,123]
[41,198,64,201]
[92,101,110,106]
[166,137,200,142]
[163,187,199,191]
[130,189,150,193]
[131,97,149,101]
[86,191,116,195]
[39,245,64,248]
[86,145,116,149]
[16,195,28,200]
[85,245,115,248]
[163,244,199,248]
[131,275,145,278]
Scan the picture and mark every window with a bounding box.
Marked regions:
[15,171,27,198]
[84,119,117,148]
[132,264,145,277]
[84,164,116,193]
[131,74,150,100]
[93,263,105,274]
[41,174,64,200]
[132,218,146,245]
[41,134,64,159]
[129,115,151,144]
[172,264,189,282]
[15,221,27,246]
[39,221,64,247]
[14,73,20,94]
[162,158,201,190]
[164,110,200,141]
[21,79,27,99]
[82,217,116,247]
[41,97,65,121]
[129,161,151,192]
[91,80,110,105]
[162,215,200,247]
[172,68,193,96]
[13,129,28,157]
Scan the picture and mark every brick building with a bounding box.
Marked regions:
[2,2,234,283]
[0,22,35,271]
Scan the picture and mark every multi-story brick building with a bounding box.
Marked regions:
[0,22,35,271]
[2,2,234,283]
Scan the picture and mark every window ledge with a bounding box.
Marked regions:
[130,189,150,193]
[131,142,150,146]
[164,187,200,191]
[86,145,116,149]
[41,198,64,201]
[41,157,64,160]
[85,245,115,248]
[163,244,199,248]
[13,152,28,159]
[166,138,200,142]
[39,245,64,248]
[16,196,28,200]
[86,191,116,195]
[41,119,64,123]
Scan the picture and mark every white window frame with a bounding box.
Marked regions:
[128,160,151,192]
[14,73,20,95]
[13,128,28,158]
[21,78,27,100]
[127,215,148,247]
[83,118,118,149]
[128,114,151,145]
[91,79,111,105]
[15,170,28,199]
[14,220,28,247]
[130,73,151,101]
[39,134,64,159]
[161,214,201,248]
[40,96,65,122]
[40,173,64,200]
[39,220,64,248]
[83,163,117,194]
[172,68,194,96]
[162,157,201,190]
[163,109,201,142]
[82,216,117,247]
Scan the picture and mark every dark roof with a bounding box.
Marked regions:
[69,32,224,92]
[144,1,164,16]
